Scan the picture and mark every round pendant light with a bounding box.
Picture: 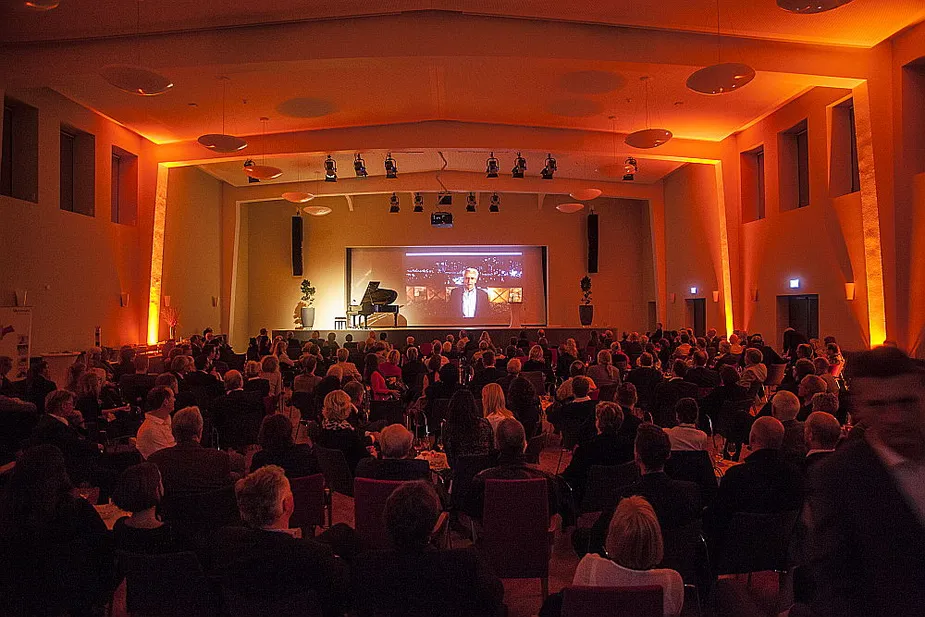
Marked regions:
[686,63,756,95]
[197,133,248,153]
[244,163,283,180]
[556,202,585,214]
[282,191,314,203]
[303,205,332,216]
[569,188,602,201]
[625,128,673,149]
[777,0,853,13]
[25,0,60,10]
[100,64,174,96]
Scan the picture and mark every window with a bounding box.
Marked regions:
[111,151,120,222]
[111,146,138,224]
[830,99,861,197]
[796,126,810,207]
[740,145,765,222]
[779,119,809,211]
[59,125,95,216]
[1,97,39,203]
[60,130,75,212]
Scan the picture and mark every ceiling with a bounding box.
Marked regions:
[2,0,922,47]
[197,149,685,186]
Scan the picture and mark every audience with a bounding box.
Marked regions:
[506,372,542,440]
[685,350,720,387]
[797,374,828,421]
[111,462,177,554]
[210,370,265,452]
[315,390,371,474]
[148,406,234,494]
[442,389,493,468]
[548,375,597,447]
[355,424,431,481]
[771,390,807,461]
[652,360,698,428]
[664,398,710,452]
[802,411,841,474]
[243,360,271,397]
[482,382,515,433]
[587,350,620,387]
[250,414,318,478]
[30,389,102,487]
[561,401,635,500]
[136,386,177,459]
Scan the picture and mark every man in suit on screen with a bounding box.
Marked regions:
[449,267,492,321]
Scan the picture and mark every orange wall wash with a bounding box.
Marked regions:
[146,165,169,345]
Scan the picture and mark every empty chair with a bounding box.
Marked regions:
[118,550,217,616]
[561,585,663,617]
[354,478,406,551]
[313,445,354,498]
[289,473,327,536]
[660,522,711,614]
[579,462,640,515]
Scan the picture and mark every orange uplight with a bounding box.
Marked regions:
[713,162,735,337]
[147,164,169,345]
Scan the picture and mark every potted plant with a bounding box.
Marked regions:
[299,279,316,329]
[578,275,593,326]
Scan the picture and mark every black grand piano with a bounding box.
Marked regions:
[347,282,401,328]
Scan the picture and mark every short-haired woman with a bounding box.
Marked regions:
[250,414,318,478]
[112,462,177,554]
[243,360,271,398]
[260,355,282,398]
[314,390,371,473]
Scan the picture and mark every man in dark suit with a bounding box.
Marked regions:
[210,465,348,617]
[806,348,925,617]
[770,390,807,462]
[685,351,720,388]
[29,389,101,485]
[615,383,643,439]
[148,406,233,495]
[355,424,431,481]
[626,352,663,413]
[801,410,839,476]
[183,354,225,404]
[118,354,157,408]
[448,267,492,322]
[652,360,699,428]
[469,350,506,394]
[547,376,597,447]
[353,481,504,617]
[210,370,265,452]
[561,401,635,501]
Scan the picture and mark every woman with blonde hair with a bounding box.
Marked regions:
[314,390,371,473]
[482,383,515,434]
[271,339,294,369]
[573,496,683,616]
[259,355,282,397]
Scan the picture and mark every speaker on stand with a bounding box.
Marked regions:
[587,211,599,274]
[291,215,303,277]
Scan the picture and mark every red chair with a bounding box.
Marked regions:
[289,473,327,536]
[354,478,405,551]
[480,478,552,597]
[561,585,663,617]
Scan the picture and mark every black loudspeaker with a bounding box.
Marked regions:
[291,216,303,276]
[587,212,599,273]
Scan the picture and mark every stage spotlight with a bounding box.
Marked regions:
[622,156,638,181]
[384,152,398,178]
[413,193,425,213]
[324,155,337,182]
[541,153,557,180]
[353,153,368,178]
[244,159,260,183]
[489,192,500,213]
[486,152,500,178]
[389,192,400,213]
[466,192,477,212]
[511,152,527,178]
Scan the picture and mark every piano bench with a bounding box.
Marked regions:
[334,317,348,329]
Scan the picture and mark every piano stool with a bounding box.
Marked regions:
[334,317,348,329]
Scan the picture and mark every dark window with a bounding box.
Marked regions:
[740,145,765,222]
[111,152,121,223]
[796,127,809,207]
[756,149,766,218]
[847,101,860,193]
[60,130,75,212]
[1,105,12,197]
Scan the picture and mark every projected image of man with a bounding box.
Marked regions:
[450,267,491,320]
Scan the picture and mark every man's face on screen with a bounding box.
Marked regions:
[464,271,478,291]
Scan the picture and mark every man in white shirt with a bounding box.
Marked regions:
[449,267,491,321]
[136,386,176,459]
[664,397,710,451]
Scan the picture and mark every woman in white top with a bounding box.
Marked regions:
[482,382,515,434]
[573,496,684,617]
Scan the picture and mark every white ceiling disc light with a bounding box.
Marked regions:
[556,202,585,214]
[100,64,174,96]
[686,62,756,95]
[303,205,332,216]
[625,128,673,149]
[244,163,283,180]
[197,133,248,153]
[569,189,602,201]
[24,0,60,10]
[282,191,314,203]
[776,0,853,13]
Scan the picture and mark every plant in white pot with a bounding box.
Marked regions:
[578,275,593,326]
[295,280,316,329]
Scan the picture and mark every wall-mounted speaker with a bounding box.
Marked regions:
[587,212,599,274]
[291,216,303,277]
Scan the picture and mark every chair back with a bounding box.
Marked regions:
[313,445,354,497]
[428,398,451,430]
[221,588,321,617]
[715,510,800,575]
[354,478,406,551]
[764,363,788,388]
[289,391,316,420]
[369,399,405,425]
[481,478,550,579]
[665,449,718,505]
[561,585,663,617]
[660,521,711,588]
[448,454,496,511]
[597,383,620,402]
[289,473,326,532]
[521,371,547,397]
[159,485,240,529]
[524,432,548,464]
[716,397,755,443]
[118,550,215,616]
[579,462,639,514]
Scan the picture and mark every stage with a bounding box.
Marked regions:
[273,326,606,348]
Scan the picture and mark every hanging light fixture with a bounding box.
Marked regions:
[282,191,314,203]
[413,193,425,213]
[570,188,602,201]
[625,77,673,149]
[101,0,173,95]
[324,156,337,182]
[25,0,60,10]
[541,154,557,180]
[303,205,332,216]
[623,157,638,181]
[511,152,527,178]
[389,193,400,213]
[354,153,368,178]
[466,192,477,212]
[244,118,282,180]
[777,0,853,13]
[687,0,755,94]
[489,193,501,213]
[198,77,248,153]
[384,153,398,178]
[485,152,500,178]
[556,202,585,214]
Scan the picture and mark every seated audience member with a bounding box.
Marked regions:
[30,389,101,486]
[707,416,803,534]
[471,418,566,519]
[378,349,403,381]
[562,402,635,499]
[802,411,841,475]
[652,360,699,428]
[737,347,767,395]
[210,370,265,452]
[615,382,645,437]
[685,351,720,388]
[259,355,283,398]
[523,344,552,378]
[0,444,113,616]
[23,360,57,414]
[111,462,177,554]
[810,391,843,424]
[184,353,224,399]
[771,390,807,461]
[148,406,233,495]
[250,414,318,478]
[314,390,371,474]
[797,374,828,421]
[568,497,683,617]
[780,357,816,395]
[587,350,621,387]
[699,365,750,428]
[333,348,362,382]
[470,350,506,394]
[506,371,542,440]
[805,347,925,617]
[293,356,322,394]
[243,360,271,398]
[364,353,399,402]
[401,347,427,394]
[353,481,504,617]
[482,382,515,434]
[442,389,494,469]
[664,398,710,451]
[549,376,598,447]
[355,424,430,481]
[813,357,840,394]
[710,340,739,369]
[119,354,157,407]
[0,354,15,395]
[556,360,595,402]
[136,386,177,459]
[496,357,521,394]
[211,466,347,617]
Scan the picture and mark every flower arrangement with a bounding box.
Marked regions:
[300,279,316,308]
[580,275,593,305]
[162,306,181,339]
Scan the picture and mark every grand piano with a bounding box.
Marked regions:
[347,281,401,328]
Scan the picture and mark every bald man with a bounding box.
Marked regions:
[354,424,431,482]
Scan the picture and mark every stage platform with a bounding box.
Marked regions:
[273,326,604,347]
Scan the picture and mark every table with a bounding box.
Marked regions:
[416,450,449,472]
[93,502,131,530]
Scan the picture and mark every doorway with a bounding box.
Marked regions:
[777,294,819,340]
[686,298,706,338]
